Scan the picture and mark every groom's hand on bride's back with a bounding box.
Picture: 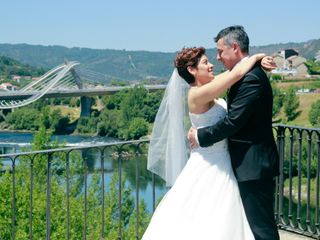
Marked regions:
[188,127,199,149]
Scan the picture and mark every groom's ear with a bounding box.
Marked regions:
[232,42,241,53]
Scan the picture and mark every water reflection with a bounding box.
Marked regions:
[82,146,168,212]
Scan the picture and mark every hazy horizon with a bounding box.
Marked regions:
[1,37,319,54]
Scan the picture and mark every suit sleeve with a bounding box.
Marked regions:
[198,72,262,147]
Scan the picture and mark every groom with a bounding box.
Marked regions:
[188,25,280,240]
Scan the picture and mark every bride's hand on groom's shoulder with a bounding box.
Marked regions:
[261,56,277,71]
[188,127,199,149]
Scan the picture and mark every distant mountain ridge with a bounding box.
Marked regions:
[0,39,319,81]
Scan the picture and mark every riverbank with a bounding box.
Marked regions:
[0,131,116,149]
[0,129,109,138]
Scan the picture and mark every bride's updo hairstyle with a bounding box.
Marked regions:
[174,47,205,84]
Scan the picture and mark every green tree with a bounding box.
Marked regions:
[143,90,163,123]
[97,109,121,137]
[31,99,50,111]
[283,87,300,122]
[272,83,285,121]
[49,109,70,133]
[127,117,149,140]
[300,139,318,179]
[102,90,128,110]
[309,99,320,127]
[115,86,149,140]
[76,116,98,134]
[305,60,320,75]
[6,108,40,130]
[120,86,147,123]
[40,106,51,129]
[98,87,163,140]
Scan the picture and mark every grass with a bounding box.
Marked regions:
[275,79,320,90]
[50,105,80,122]
[292,93,320,127]
[274,80,320,127]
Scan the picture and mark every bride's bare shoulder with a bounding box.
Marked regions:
[188,90,216,114]
[187,87,198,110]
[188,86,199,100]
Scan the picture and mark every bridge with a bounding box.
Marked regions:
[0,61,166,117]
[0,85,166,100]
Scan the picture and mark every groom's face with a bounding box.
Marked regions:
[216,38,238,70]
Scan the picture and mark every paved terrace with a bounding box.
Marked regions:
[279,229,316,239]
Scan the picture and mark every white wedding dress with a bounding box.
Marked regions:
[142,98,254,240]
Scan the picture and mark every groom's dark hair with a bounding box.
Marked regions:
[214,25,249,53]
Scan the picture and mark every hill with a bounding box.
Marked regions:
[0,44,177,82]
[0,39,319,81]
[250,39,320,59]
[0,55,46,78]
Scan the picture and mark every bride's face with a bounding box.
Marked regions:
[193,55,214,86]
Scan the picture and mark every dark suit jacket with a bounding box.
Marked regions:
[198,64,279,182]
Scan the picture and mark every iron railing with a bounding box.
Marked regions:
[0,124,319,239]
[274,124,320,239]
[0,140,158,240]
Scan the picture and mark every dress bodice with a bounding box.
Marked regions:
[189,98,228,153]
[189,98,227,128]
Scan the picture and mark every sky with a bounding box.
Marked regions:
[1,0,319,52]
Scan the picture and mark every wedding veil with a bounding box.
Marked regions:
[147,69,190,187]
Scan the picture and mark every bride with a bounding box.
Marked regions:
[143,47,274,240]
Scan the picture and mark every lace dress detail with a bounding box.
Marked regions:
[142,98,254,240]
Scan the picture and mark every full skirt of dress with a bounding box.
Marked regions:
[142,147,254,240]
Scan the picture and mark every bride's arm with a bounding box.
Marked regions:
[189,53,265,106]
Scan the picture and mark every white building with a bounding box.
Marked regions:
[271,49,308,77]
[0,82,18,91]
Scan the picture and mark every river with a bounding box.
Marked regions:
[0,131,117,151]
